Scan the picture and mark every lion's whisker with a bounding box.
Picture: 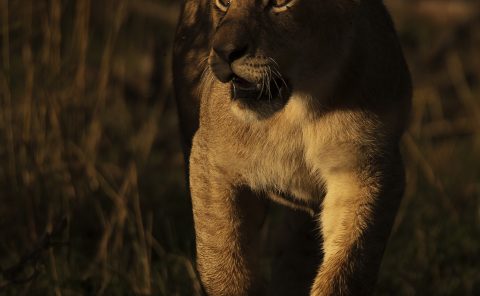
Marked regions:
[271,67,282,97]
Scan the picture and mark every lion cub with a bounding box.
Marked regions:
[173,0,411,295]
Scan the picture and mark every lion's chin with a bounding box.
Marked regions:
[229,91,291,123]
[227,75,291,121]
[230,75,287,102]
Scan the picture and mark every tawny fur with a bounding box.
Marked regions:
[173,0,411,295]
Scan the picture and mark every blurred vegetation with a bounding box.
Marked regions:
[0,0,479,295]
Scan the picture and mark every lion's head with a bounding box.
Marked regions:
[208,0,361,118]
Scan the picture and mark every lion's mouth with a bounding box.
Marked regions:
[231,76,287,101]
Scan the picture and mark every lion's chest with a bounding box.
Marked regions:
[239,133,318,201]
[232,104,324,201]
[229,99,368,202]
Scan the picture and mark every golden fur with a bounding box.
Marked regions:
[173,0,411,295]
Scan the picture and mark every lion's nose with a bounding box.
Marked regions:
[211,39,248,82]
[213,40,248,64]
[211,21,250,82]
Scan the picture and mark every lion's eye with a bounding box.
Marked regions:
[271,0,298,13]
[215,0,231,12]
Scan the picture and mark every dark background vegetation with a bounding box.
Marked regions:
[0,0,479,295]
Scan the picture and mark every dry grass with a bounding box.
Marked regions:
[0,0,479,295]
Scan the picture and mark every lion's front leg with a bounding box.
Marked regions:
[311,164,404,296]
[189,150,267,296]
